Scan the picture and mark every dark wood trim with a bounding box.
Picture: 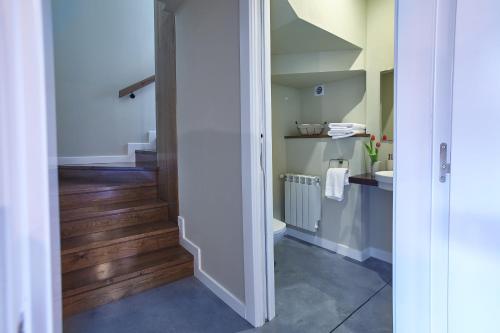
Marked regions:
[155,4,178,221]
[284,134,370,139]
[349,173,379,186]
[118,75,156,98]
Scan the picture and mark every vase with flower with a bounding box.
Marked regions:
[364,134,387,175]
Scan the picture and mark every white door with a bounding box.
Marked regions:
[448,0,500,331]
[0,1,62,332]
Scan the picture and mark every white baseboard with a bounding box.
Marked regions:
[286,228,392,264]
[367,247,393,264]
[127,130,156,156]
[177,216,247,320]
[286,227,369,262]
[59,131,156,165]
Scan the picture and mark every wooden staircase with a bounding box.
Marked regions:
[59,164,193,317]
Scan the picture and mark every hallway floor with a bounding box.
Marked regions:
[64,277,252,333]
[65,236,392,333]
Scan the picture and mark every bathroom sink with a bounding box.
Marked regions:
[375,170,393,191]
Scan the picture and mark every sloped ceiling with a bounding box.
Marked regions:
[271,0,364,54]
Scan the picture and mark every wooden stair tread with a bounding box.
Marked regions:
[62,246,192,297]
[59,180,157,196]
[135,149,157,154]
[60,203,169,239]
[59,163,158,171]
[61,221,178,255]
[63,261,193,317]
[60,199,168,222]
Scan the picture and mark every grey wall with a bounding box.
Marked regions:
[286,138,369,250]
[285,77,369,251]
[52,0,156,156]
[176,0,245,302]
[368,187,393,253]
[299,75,367,124]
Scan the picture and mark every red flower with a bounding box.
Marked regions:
[382,134,388,141]
[370,135,376,141]
[376,142,381,148]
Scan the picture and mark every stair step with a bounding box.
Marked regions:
[61,201,169,239]
[63,246,192,297]
[59,164,157,184]
[62,221,177,254]
[60,199,167,222]
[63,259,193,317]
[135,150,157,168]
[61,222,179,273]
[59,181,158,210]
[59,181,157,196]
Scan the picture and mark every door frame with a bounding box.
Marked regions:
[240,0,455,330]
[240,0,269,326]
[0,0,62,332]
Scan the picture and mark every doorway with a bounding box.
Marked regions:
[262,1,395,331]
[51,0,186,328]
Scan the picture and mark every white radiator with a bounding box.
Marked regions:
[283,174,321,232]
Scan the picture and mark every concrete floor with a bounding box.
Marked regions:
[65,236,392,333]
[64,277,252,333]
[242,236,392,333]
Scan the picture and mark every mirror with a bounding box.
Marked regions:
[380,69,394,141]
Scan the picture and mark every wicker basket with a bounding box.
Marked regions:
[296,122,326,136]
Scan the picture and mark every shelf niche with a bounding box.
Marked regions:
[272,69,366,88]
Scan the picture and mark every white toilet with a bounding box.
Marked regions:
[273,218,287,244]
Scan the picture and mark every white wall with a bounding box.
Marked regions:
[271,84,301,220]
[365,0,395,137]
[176,0,245,302]
[52,0,156,157]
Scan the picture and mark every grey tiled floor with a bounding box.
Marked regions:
[242,237,393,333]
[65,236,392,333]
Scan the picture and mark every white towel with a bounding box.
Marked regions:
[327,129,365,139]
[325,168,350,201]
[327,129,365,135]
[328,123,366,130]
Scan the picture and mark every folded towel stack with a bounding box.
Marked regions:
[327,123,366,139]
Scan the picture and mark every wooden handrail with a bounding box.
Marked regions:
[119,75,155,98]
